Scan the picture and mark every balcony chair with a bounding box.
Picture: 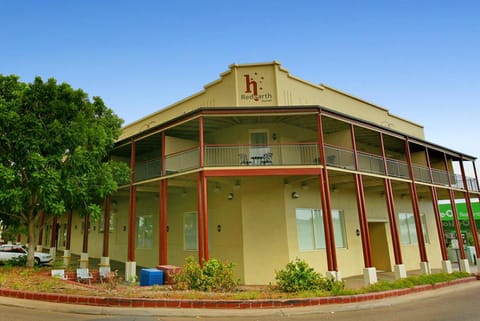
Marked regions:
[262,152,273,165]
[239,153,252,165]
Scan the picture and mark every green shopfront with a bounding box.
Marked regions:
[439,201,480,264]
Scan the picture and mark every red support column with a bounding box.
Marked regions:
[424,149,448,260]
[201,173,209,261]
[448,190,466,260]
[443,153,466,260]
[318,171,335,271]
[102,195,111,258]
[159,179,168,265]
[199,116,205,168]
[384,179,403,264]
[354,174,373,267]
[161,131,166,175]
[127,140,137,262]
[351,125,373,268]
[459,160,480,259]
[463,191,480,256]
[430,187,448,260]
[196,172,205,265]
[405,139,428,262]
[317,113,337,271]
[473,161,480,192]
[198,117,208,261]
[380,133,403,265]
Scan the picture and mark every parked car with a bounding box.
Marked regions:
[0,244,52,265]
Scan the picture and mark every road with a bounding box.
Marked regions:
[0,282,479,321]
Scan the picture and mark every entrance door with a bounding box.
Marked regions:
[368,222,391,272]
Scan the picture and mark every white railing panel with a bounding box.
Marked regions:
[165,148,200,174]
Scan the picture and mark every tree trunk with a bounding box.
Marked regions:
[26,220,37,268]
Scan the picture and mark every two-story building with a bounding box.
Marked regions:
[41,62,480,285]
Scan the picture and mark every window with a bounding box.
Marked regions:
[296,208,346,250]
[99,211,116,233]
[184,212,198,251]
[398,213,429,245]
[136,215,153,249]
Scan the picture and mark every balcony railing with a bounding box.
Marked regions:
[358,152,385,175]
[324,145,355,169]
[133,143,479,192]
[165,147,200,174]
[135,157,162,182]
[204,143,319,167]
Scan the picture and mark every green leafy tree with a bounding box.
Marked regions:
[0,74,130,267]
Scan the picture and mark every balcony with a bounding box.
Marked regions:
[132,143,479,192]
[204,143,319,167]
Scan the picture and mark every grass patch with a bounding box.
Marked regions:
[0,266,474,300]
[353,272,471,294]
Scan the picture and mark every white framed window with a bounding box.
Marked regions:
[99,211,116,233]
[184,212,198,251]
[296,208,346,250]
[398,212,429,245]
[136,215,153,249]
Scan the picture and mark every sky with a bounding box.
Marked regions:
[1,0,479,171]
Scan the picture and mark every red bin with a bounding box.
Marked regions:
[156,265,182,285]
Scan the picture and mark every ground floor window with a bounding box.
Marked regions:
[136,215,153,248]
[99,211,116,233]
[296,208,346,250]
[398,212,429,244]
[184,212,198,251]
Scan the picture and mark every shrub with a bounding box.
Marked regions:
[6,255,27,267]
[174,256,239,292]
[275,258,344,293]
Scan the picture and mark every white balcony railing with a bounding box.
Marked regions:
[135,157,162,182]
[133,143,479,192]
[204,143,319,167]
[164,147,200,174]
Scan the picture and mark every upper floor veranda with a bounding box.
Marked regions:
[112,106,480,193]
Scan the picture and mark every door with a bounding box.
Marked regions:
[249,130,270,164]
[368,222,391,272]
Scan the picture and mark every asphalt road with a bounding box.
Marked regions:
[0,282,479,321]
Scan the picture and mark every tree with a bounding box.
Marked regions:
[0,75,130,267]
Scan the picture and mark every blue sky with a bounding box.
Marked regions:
[1,0,479,169]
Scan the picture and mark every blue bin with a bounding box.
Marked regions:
[140,268,164,286]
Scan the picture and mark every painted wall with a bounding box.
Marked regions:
[119,62,425,142]
[240,177,290,284]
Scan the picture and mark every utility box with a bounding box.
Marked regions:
[140,268,164,286]
[156,265,182,285]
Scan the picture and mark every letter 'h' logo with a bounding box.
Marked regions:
[244,74,258,98]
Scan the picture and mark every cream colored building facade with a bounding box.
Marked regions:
[39,62,480,285]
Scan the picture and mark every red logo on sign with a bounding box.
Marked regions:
[244,74,258,99]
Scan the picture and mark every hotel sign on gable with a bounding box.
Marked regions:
[240,72,273,104]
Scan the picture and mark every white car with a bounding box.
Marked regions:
[0,245,52,265]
